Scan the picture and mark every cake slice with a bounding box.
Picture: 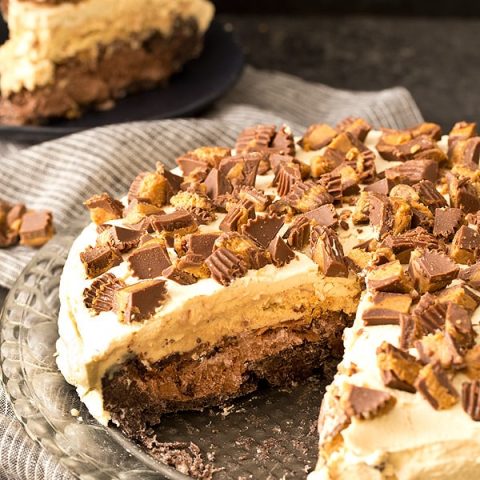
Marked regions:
[58,119,480,478]
[0,0,214,124]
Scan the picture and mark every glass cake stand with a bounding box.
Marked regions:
[0,232,327,479]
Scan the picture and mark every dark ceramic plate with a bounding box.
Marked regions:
[0,19,244,143]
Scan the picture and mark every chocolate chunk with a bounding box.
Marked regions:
[218,153,261,188]
[84,193,124,225]
[128,244,171,279]
[362,292,413,326]
[285,215,311,249]
[113,279,167,323]
[408,249,459,294]
[413,180,448,211]
[80,245,122,279]
[377,342,421,393]
[462,381,480,421]
[368,193,394,238]
[445,302,476,351]
[162,265,197,285]
[268,236,295,267]
[299,123,337,151]
[242,214,284,248]
[378,135,446,163]
[459,262,480,289]
[385,159,438,185]
[273,163,302,197]
[381,228,441,264]
[341,384,396,420]
[433,207,464,240]
[151,210,197,233]
[367,260,413,293]
[451,225,480,264]
[203,168,232,200]
[303,203,338,228]
[364,178,393,196]
[19,211,54,247]
[176,146,231,175]
[83,273,126,314]
[449,175,480,214]
[415,331,464,370]
[411,293,448,337]
[311,226,348,277]
[205,247,248,286]
[187,233,220,259]
[286,181,333,213]
[101,225,143,252]
[336,116,371,141]
[415,363,459,410]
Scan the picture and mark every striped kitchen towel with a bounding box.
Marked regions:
[0,66,422,480]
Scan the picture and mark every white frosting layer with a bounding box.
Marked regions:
[0,0,214,93]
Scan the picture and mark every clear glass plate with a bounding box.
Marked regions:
[0,233,327,479]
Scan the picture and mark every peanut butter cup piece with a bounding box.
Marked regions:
[203,168,232,200]
[336,116,371,141]
[462,381,480,421]
[385,159,438,185]
[234,185,272,212]
[341,384,396,420]
[286,181,333,213]
[272,124,296,157]
[128,165,178,207]
[448,176,480,214]
[451,225,480,264]
[162,265,197,285]
[364,178,393,196]
[176,146,231,175]
[218,153,261,188]
[410,122,442,140]
[367,260,412,293]
[436,283,480,312]
[285,215,311,250]
[80,245,122,279]
[83,273,126,313]
[377,342,421,393]
[268,236,295,267]
[242,214,284,249]
[459,262,480,289]
[205,247,248,286]
[273,163,302,197]
[299,123,337,151]
[84,193,124,225]
[128,244,171,279]
[19,211,54,247]
[317,172,343,202]
[444,302,476,351]
[220,199,255,233]
[368,193,394,239]
[122,199,165,225]
[187,233,220,259]
[176,253,210,279]
[378,135,446,163]
[415,363,459,410]
[413,180,448,211]
[310,149,345,178]
[235,124,276,155]
[114,279,167,323]
[100,225,143,252]
[415,331,464,370]
[362,292,413,326]
[311,226,348,278]
[151,210,197,235]
[433,207,464,240]
[304,203,338,228]
[408,249,459,294]
[411,293,447,337]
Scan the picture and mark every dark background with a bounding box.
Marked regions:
[209,2,480,129]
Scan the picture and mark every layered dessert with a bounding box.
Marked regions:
[0,0,214,124]
[57,118,480,479]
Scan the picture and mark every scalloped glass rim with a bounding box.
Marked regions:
[0,232,190,480]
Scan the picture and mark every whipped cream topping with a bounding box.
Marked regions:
[0,0,214,94]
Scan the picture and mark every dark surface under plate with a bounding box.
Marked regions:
[0,19,244,143]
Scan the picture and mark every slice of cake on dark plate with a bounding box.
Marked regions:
[0,0,214,124]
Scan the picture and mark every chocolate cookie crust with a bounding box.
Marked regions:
[0,18,203,125]
[103,310,352,437]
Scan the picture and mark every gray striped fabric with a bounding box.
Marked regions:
[0,67,422,480]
